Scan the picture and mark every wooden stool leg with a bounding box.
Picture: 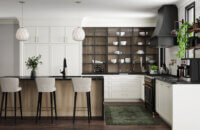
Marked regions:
[4,93,7,119]
[39,93,42,120]
[0,93,5,119]
[73,92,77,123]
[50,92,53,123]
[53,91,57,119]
[18,91,23,119]
[89,92,92,120]
[14,92,17,122]
[86,92,90,123]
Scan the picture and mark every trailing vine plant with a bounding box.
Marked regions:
[177,22,193,58]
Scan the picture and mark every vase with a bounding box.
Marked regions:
[31,69,36,78]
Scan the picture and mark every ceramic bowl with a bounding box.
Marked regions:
[120,41,127,46]
[137,42,143,45]
[139,32,148,36]
[119,59,125,64]
[125,58,131,63]
[148,60,156,64]
[111,59,117,64]
[113,41,118,46]
[137,50,144,54]
[116,32,125,36]
[120,32,125,36]
[114,51,122,55]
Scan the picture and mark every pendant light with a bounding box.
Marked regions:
[72,27,85,41]
[16,0,29,41]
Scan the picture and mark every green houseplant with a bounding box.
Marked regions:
[150,65,158,74]
[177,22,193,58]
[25,55,42,78]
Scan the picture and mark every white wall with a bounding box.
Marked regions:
[0,19,19,76]
[165,0,199,76]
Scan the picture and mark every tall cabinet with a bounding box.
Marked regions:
[22,26,81,76]
[83,27,158,74]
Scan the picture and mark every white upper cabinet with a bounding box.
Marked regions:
[66,43,81,76]
[25,27,37,43]
[37,27,50,43]
[50,27,66,43]
[37,45,50,76]
[51,45,66,76]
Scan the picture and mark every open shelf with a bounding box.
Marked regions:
[82,27,158,74]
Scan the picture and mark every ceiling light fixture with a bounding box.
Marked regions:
[72,27,85,41]
[16,0,29,41]
[74,1,81,4]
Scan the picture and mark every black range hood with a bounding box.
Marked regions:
[150,5,178,48]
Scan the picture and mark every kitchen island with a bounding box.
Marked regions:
[1,76,104,119]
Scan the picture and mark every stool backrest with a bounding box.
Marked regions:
[0,78,19,92]
[72,78,91,92]
[35,78,55,92]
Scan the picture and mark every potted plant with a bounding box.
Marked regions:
[177,22,193,58]
[196,18,200,28]
[150,65,158,74]
[25,55,42,78]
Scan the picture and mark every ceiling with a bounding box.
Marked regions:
[0,0,181,20]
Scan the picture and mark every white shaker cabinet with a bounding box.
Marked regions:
[37,45,50,76]
[51,27,66,43]
[37,27,50,43]
[156,80,172,126]
[104,75,143,102]
[25,27,37,43]
[66,43,81,76]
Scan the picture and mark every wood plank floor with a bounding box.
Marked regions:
[0,103,171,130]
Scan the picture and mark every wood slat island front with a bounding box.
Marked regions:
[0,76,104,119]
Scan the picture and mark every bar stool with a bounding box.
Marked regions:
[35,78,57,122]
[72,78,92,123]
[0,78,23,121]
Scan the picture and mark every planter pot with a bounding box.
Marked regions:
[31,70,36,78]
[150,70,158,74]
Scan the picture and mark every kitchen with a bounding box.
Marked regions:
[0,0,200,130]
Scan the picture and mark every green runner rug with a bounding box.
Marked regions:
[105,105,159,125]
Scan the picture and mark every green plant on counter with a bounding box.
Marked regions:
[151,65,158,70]
[25,55,42,70]
[177,22,193,58]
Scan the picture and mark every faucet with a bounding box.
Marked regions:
[60,58,67,78]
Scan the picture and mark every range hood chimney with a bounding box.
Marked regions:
[150,5,178,48]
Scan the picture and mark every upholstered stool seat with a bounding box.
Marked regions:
[0,78,23,121]
[35,78,57,122]
[72,78,92,123]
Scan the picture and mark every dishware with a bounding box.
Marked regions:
[119,59,125,64]
[113,41,118,46]
[116,32,125,36]
[139,32,148,36]
[137,50,144,54]
[137,42,143,45]
[120,32,125,36]
[125,58,131,63]
[114,51,122,55]
[120,41,127,46]
[92,60,103,64]
[111,59,117,64]
[148,60,156,64]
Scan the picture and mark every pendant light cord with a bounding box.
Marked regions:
[22,1,23,27]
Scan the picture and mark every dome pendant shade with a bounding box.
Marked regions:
[16,27,30,41]
[72,27,85,41]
